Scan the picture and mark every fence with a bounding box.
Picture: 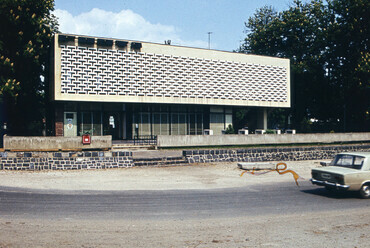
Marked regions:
[113,135,157,146]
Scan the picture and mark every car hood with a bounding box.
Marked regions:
[312,166,359,175]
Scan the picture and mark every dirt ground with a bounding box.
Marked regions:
[0,160,369,248]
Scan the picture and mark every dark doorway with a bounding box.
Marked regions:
[103,112,122,140]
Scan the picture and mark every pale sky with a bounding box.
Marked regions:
[54,0,303,52]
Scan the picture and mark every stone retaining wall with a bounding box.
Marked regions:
[0,151,133,170]
[183,144,370,163]
[2,144,370,170]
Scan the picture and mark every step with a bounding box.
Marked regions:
[133,157,188,167]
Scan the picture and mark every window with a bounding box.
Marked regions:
[140,113,151,136]
[179,113,187,135]
[189,114,196,135]
[81,112,92,134]
[132,112,151,137]
[92,112,102,135]
[353,156,365,169]
[152,113,169,135]
[80,112,102,135]
[132,105,203,137]
[210,113,224,135]
[160,113,169,135]
[196,113,203,135]
[333,154,365,170]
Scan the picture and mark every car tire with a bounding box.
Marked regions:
[359,184,370,199]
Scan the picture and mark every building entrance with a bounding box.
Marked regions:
[103,112,123,140]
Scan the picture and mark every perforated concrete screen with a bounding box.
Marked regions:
[53,34,290,108]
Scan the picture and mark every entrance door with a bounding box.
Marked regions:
[103,112,121,140]
[64,112,77,136]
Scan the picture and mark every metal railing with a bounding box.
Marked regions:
[133,135,157,145]
[113,135,157,146]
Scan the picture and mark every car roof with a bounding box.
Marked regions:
[337,152,370,158]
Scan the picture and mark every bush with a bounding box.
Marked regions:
[225,124,235,134]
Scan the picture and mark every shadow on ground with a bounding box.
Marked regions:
[301,188,361,199]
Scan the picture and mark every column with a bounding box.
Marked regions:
[256,108,268,130]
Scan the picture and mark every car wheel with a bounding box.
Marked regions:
[359,184,370,199]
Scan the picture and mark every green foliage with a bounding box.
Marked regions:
[0,0,58,135]
[265,129,275,134]
[225,124,235,134]
[239,0,370,132]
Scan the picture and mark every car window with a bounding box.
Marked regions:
[333,155,364,170]
[335,155,353,166]
[353,156,365,170]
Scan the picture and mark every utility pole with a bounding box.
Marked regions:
[207,32,212,49]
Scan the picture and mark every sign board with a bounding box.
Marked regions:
[82,134,91,144]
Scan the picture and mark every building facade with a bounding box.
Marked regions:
[51,33,290,139]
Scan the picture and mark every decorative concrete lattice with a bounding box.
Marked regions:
[60,45,288,102]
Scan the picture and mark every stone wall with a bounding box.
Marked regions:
[2,144,370,170]
[183,144,370,163]
[0,151,133,170]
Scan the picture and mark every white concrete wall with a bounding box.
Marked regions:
[3,135,112,150]
[157,132,370,148]
[53,34,290,108]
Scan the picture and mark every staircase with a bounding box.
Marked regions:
[133,156,188,167]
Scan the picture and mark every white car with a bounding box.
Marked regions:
[310,152,370,199]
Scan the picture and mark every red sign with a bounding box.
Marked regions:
[82,134,91,144]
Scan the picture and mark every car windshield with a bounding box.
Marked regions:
[332,154,365,170]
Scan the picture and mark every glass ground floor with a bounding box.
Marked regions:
[53,102,245,139]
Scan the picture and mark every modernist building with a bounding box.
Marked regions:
[50,33,290,140]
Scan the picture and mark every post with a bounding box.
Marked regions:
[207,32,212,49]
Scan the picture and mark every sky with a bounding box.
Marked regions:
[54,0,300,52]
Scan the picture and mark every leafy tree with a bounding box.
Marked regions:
[239,0,369,132]
[326,0,370,131]
[0,0,58,135]
[238,5,279,56]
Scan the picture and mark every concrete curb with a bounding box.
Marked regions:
[238,162,276,170]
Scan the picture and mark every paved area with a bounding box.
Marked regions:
[1,159,370,248]
[0,160,327,192]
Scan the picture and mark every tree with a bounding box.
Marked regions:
[0,0,58,135]
[238,5,279,56]
[239,0,369,132]
[326,0,370,131]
